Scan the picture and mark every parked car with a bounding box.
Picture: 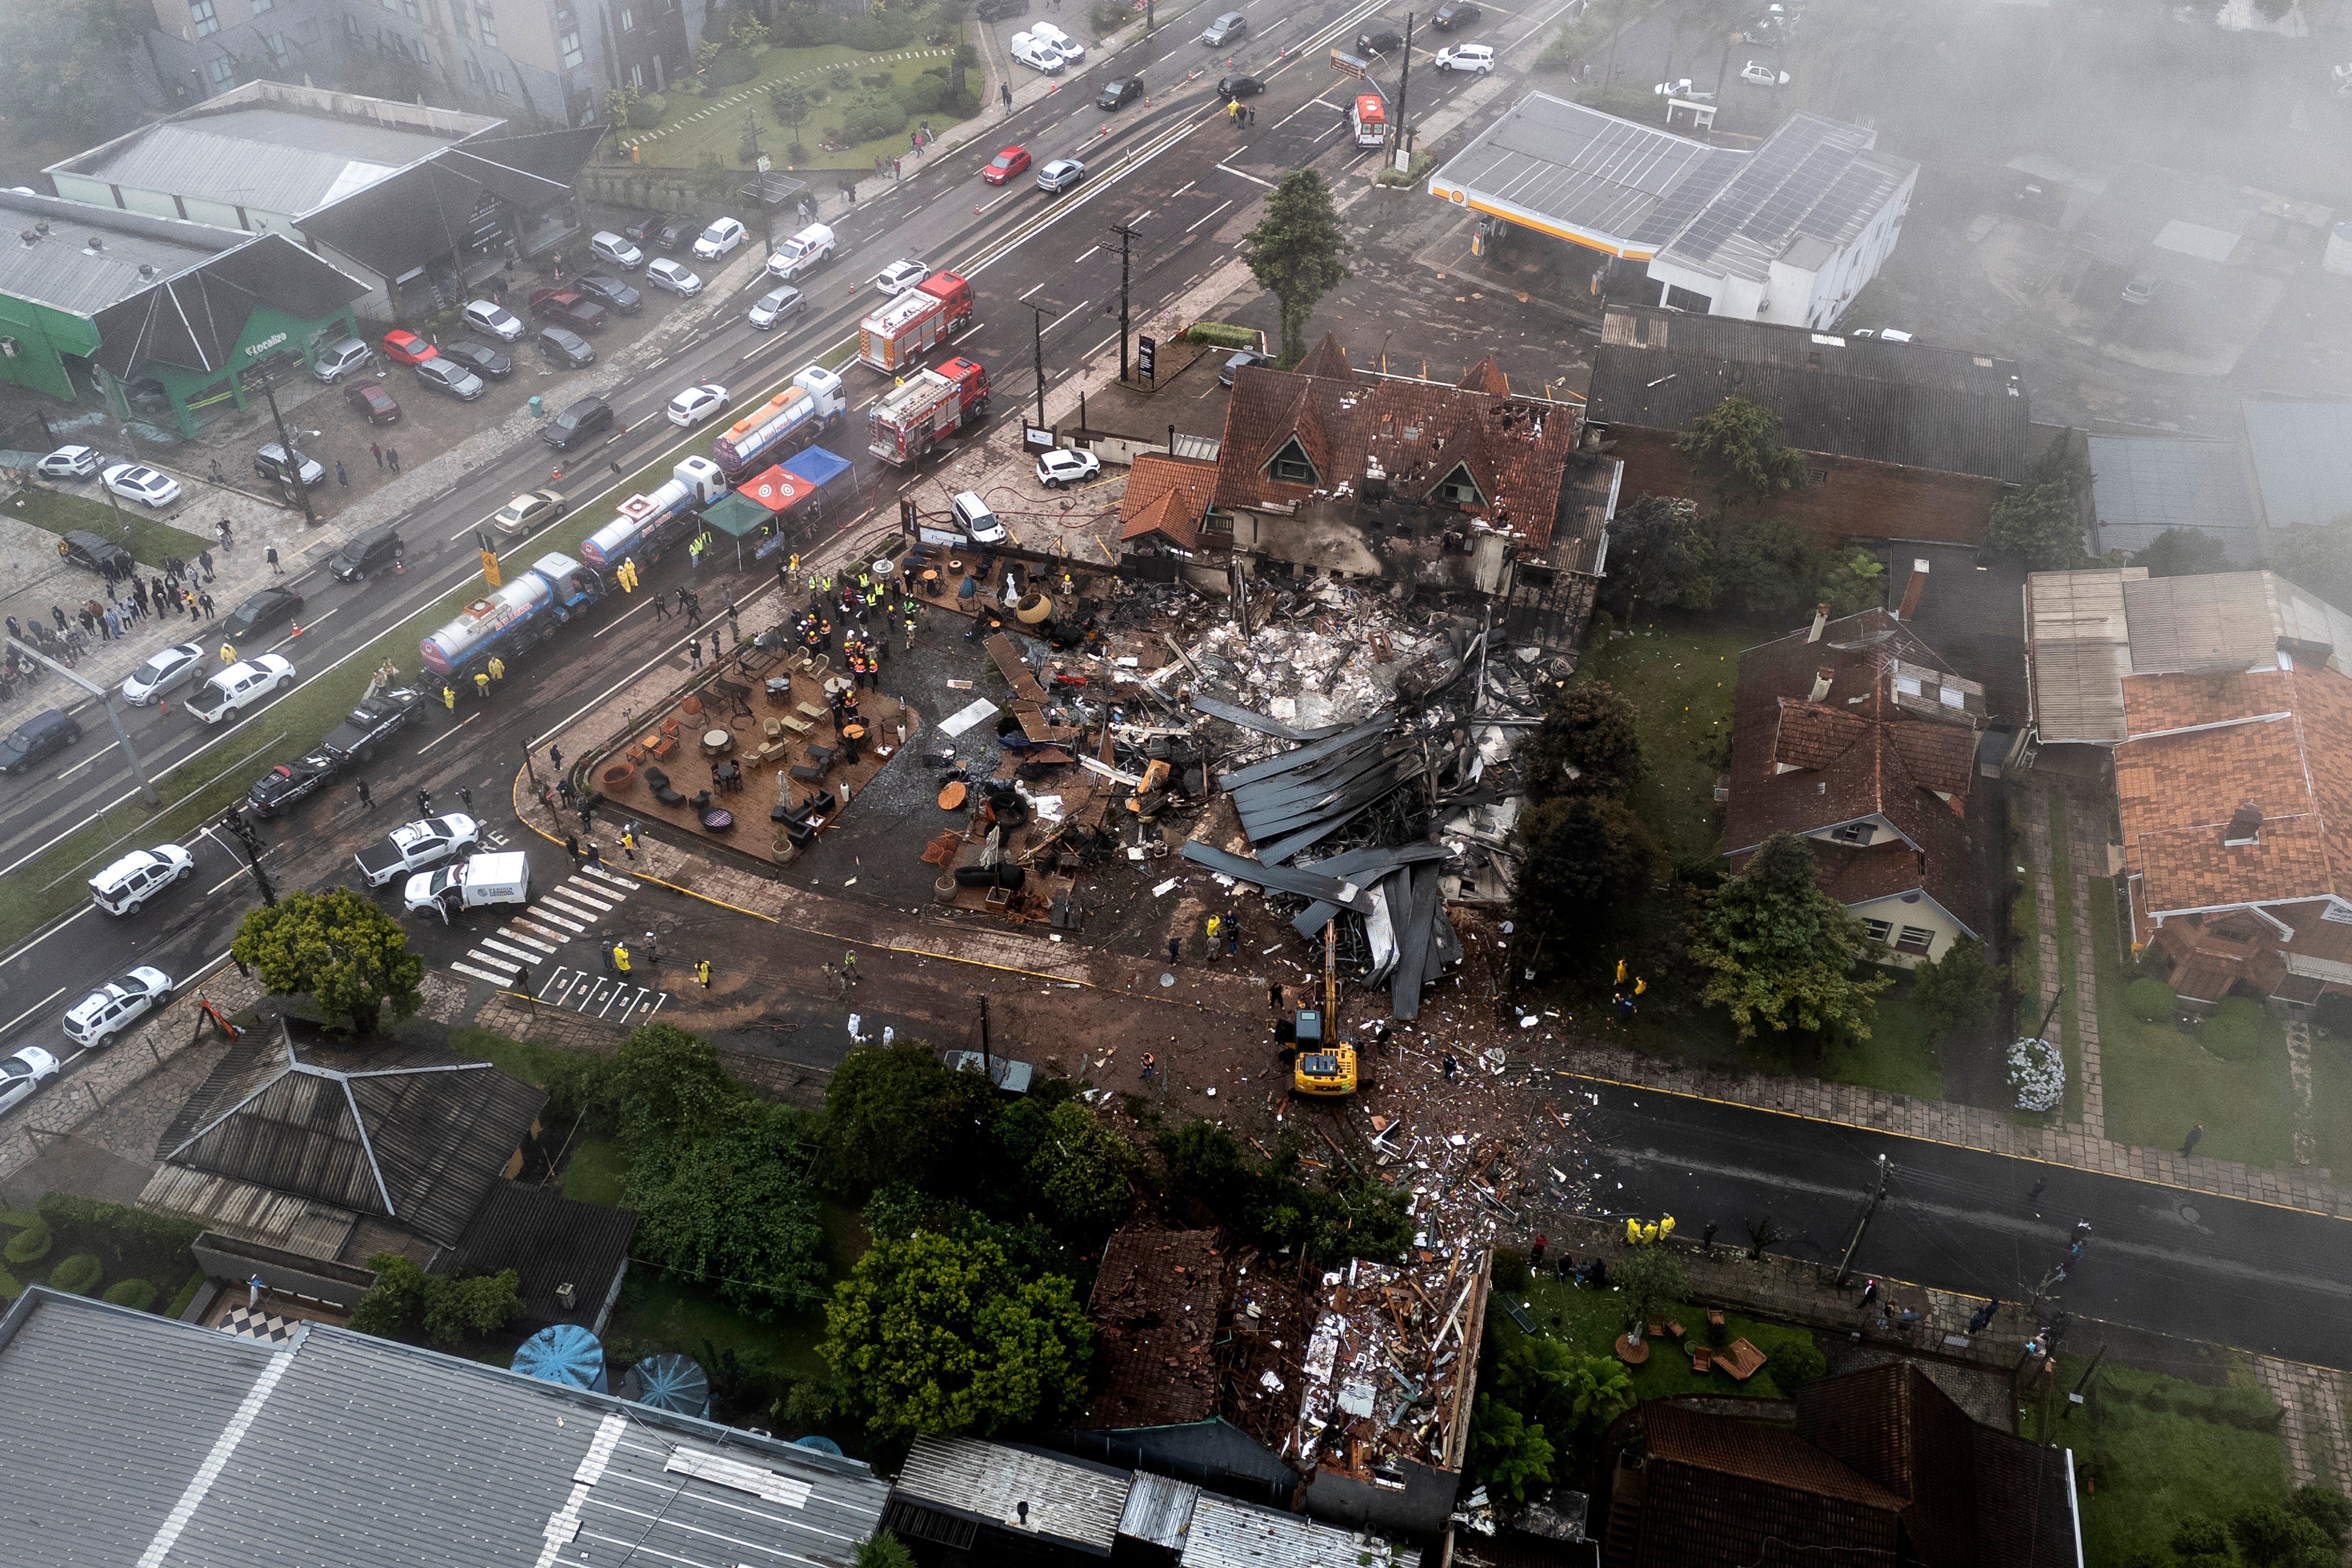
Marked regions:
[312,336,374,382]
[1036,159,1086,194]
[1436,43,1494,71]
[343,380,402,425]
[620,210,668,243]
[88,844,193,916]
[542,397,614,450]
[694,217,749,260]
[1358,26,1403,52]
[537,327,597,369]
[188,657,296,723]
[983,145,1032,184]
[952,490,1007,545]
[58,530,133,577]
[875,259,930,295]
[666,383,731,427]
[654,215,700,254]
[492,488,567,534]
[462,299,526,340]
[1032,20,1085,59]
[574,274,643,315]
[1221,348,1274,385]
[529,289,610,333]
[438,339,514,379]
[1738,59,1788,85]
[2122,272,2161,306]
[247,749,342,817]
[645,257,704,296]
[355,814,480,889]
[1099,76,1144,109]
[1433,0,1481,27]
[121,642,208,705]
[101,464,180,508]
[0,709,81,774]
[254,443,327,490]
[381,329,437,365]
[1848,326,1914,342]
[748,285,805,330]
[1036,447,1102,488]
[1010,33,1065,71]
[319,686,425,763]
[328,525,405,582]
[414,356,486,401]
[61,966,172,1047]
[1202,10,1248,44]
[36,445,101,480]
[590,230,646,270]
[1653,77,1712,98]
[224,586,304,643]
[1217,74,1265,97]
[0,1047,59,1114]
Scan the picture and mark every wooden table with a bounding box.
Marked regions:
[1614,1333,1649,1365]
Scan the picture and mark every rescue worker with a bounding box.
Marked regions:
[487,655,506,683]
[614,941,631,974]
[475,670,492,701]
[441,684,457,712]
[695,957,712,988]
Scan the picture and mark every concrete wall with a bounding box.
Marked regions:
[1849,889,1971,966]
[1606,425,2002,547]
[0,294,98,404]
[192,1230,379,1309]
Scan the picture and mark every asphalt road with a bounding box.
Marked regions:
[1566,1073,2352,1366]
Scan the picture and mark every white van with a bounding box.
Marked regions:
[1010,33,1066,72]
[767,223,838,281]
[952,490,1007,544]
[406,851,530,922]
[89,844,194,916]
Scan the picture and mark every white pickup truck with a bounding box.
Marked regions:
[406,851,529,921]
[356,814,480,889]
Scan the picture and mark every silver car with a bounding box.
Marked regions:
[748,285,805,330]
[1202,10,1247,44]
[415,356,486,401]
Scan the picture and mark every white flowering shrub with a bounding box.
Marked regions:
[2009,1036,2065,1112]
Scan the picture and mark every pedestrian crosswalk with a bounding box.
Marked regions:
[448,864,655,992]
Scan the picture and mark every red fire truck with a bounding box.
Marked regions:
[857,271,977,373]
[868,358,991,465]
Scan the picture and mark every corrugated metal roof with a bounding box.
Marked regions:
[88,232,367,377]
[1119,1471,1200,1548]
[1654,113,1916,286]
[893,1436,1131,1553]
[55,103,483,219]
[2088,436,2263,561]
[2242,397,2352,531]
[0,1287,891,1568]
[136,1164,358,1259]
[2119,573,2287,675]
[0,190,240,317]
[444,1179,637,1328]
[1177,1493,1421,1568]
[2024,569,2140,743]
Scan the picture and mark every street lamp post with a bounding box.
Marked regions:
[1109,222,1139,383]
[251,370,315,526]
[1021,300,1059,428]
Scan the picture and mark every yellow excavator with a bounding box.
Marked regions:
[1292,920,1367,1096]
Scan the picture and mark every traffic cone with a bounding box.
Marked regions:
[289,621,302,637]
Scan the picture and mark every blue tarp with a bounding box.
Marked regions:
[781,445,853,487]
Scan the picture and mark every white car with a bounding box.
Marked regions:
[1436,44,1495,72]
[1849,327,1914,343]
[875,259,930,296]
[356,813,481,888]
[1036,448,1102,488]
[102,464,181,508]
[590,230,645,270]
[667,383,732,426]
[462,299,526,341]
[186,654,296,724]
[645,257,704,296]
[693,217,748,260]
[62,966,172,1048]
[0,1046,59,1114]
[1009,33,1066,72]
[1653,76,1712,98]
[88,843,194,916]
[748,285,805,330]
[36,444,102,480]
[121,641,207,705]
[1031,20,1085,60]
[1740,59,1789,85]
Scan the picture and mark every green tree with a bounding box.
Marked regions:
[2290,1485,2350,1549]
[1820,547,1886,615]
[1689,833,1893,1041]
[1024,1100,1137,1233]
[771,80,812,129]
[1492,1339,1635,1441]
[1468,1395,1555,1501]
[1987,428,2089,571]
[822,1231,1092,1442]
[1910,936,2004,1039]
[349,1253,432,1338]
[1240,170,1350,365]
[349,1253,524,1347]
[1606,493,1715,614]
[2171,1514,2234,1568]
[1676,396,1806,513]
[1714,515,1831,624]
[2271,521,2352,615]
[0,0,156,142]
[1511,796,1661,960]
[1612,1242,1689,1338]
[856,1533,919,1568]
[231,888,423,1034]
[2134,526,2231,578]
[825,1040,1001,1194]
[2233,1501,2336,1568]
[1524,682,1644,802]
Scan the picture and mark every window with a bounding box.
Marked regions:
[620,5,633,26]
[490,67,508,94]
[1830,821,1874,845]
[189,0,219,35]
[475,0,496,42]
[1862,918,1893,945]
[266,31,288,63]
[629,62,642,86]
[345,12,362,36]
[1264,436,1318,487]
[464,55,483,85]
[1895,926,1936,955]
[559,25,583,65]
[403,0,419,18]
[1434,464,1484,508]
[206,53,235,84]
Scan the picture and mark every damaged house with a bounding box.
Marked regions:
[1726,603,1993,965]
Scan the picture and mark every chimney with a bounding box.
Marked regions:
[555,1281,578,1310]
[85,236,103,252]
[1807,602,1829,643]
[1809,667,1834,702]
[2223,801,2263,847]
[16,231,34,248]
[1898,557,1932,620]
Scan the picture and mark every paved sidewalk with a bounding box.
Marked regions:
[2251,1357,2352,1497]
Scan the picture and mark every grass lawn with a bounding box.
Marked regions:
[2027,1354,2289,1565]
[1818,973,1944,1101]
[2311,1025,2352,1177]
[1490,1269,1825,1403]
[2089,874,2295,1166]
[1571,613,1767,865]
[6,483,214,570]
[618,43,959,174]
[607,1270,833,1382]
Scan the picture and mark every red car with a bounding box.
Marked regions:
[343,380,402,425]
[381,330,437,366]
[982,145,1031,185]
[529,288,610,333]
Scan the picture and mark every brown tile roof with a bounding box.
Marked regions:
[1119,452,1220,549]
[1725,608,1989,934]
[1646,1403,1904,1510]
[1212,353,1583,552]
[1072,1228,1225,1430]
[1291,333,1358,381]
[1457,356,1511,396]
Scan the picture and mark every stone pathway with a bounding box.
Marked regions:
[2251,1357,2352,1496]
[2065,792,2107,1141]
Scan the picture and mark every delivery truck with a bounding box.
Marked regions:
[418,552,602,679]
[857,272,975,373]
[868,358,992,466]
[406,851,530,922]
[578,456,728,570]
[711,365,848,480]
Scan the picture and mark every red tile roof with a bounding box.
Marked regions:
[1073,1228,1225,1430]
[1118,452,1220,549]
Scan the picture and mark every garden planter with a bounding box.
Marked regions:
[600,762,635,792]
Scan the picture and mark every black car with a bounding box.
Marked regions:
[1432,0,1480,26]
[1217,73,1266,97]
[619,209,667,244]
[225,585,304,642]
[0,709,81,775]
[1359,27,1404,52]
[575,274,644,315]
[59,529,134,578]
[542,396,614,450]
[974,0,1027,17]
[652,215,700,254]
[328,525,404,583]
[320,687,424,764]
[247,749,340,817]
[538,327,597,369]
[1098,76,1144,109]
[438,339,514,379]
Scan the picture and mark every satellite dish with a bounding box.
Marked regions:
[512,1324,608,1393]
[619,1353,711,1418]
[795,1434,845,1455]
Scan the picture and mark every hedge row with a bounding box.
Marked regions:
[1186,322,1261,349]
[776,5,923,52]
[50,1253,101,1295]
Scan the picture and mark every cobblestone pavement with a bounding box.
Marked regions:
[2251,1357,2352,1498]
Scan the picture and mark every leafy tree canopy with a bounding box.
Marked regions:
[1688,832,1892,1040]
[230,888,423,1034]
[825,1040,1002,1196]
[1987,428,2089,571]
[2231,1501,2337,1568]
[1606,493,1716,613]
[1468,1395,1555,1501]
[2133,526,2232,579]
[630,1097,829,1316]
[1676,396,1806,512]
[349,1253,524,1348]
[1491,1338,1635,1444]
[1511,795,1661,963]
[1712,517,1878,625]
[1240,170,1350,364]
[2269,520,2352,616]
[1153,1120,1411,1266]
[1910,936,2004,1040]
[1524,682,1645,802]
[1022,1099,1137,1235]
[0,0,168,143]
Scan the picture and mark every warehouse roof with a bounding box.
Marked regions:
[890,1436,1131,1555]
[2087,435,2263,561]
[0,190,242,317]
[1652,113,1916,286]
[1179,1493,1422,1568]
[0,1287,890,1568]
[441,1179,637,1329]
[2241,397,2352,531]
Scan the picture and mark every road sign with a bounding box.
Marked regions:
[1138,335,1158,379]
[756,154,772,173]
[1330,49,1369,78]
[480,549,501,588]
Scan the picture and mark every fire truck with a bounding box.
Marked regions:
[868,358,991,466]
[857,271,976,373]
[1350,93,1388,149]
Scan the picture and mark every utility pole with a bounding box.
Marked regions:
[1393,13,1413,174]
[218,807,276,906]
[978,993,993,1088]
[743,111,776,255]
[252,371,315,527]
[2063,1343,2106,1419]
[1108,222,1138,384]
[1021,300,1058,428]
[5,636,157,807]
[1832,1151,1889,1288]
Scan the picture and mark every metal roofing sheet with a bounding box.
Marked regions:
[1191,694,1347,741]
[1656,113,1915,285]
[135,1164,359,1259]
[1119,1470,1200,1548]
[2024,569,2138,743]
[1429,92,1740,253]
[2120,573,2287,675]
[444,1179,638,1327]
[1218,717,1393,789]
[1177,1492,1421,1568]
[2242,397,2352,531]
[1180,842,1377,912]
[893,1436,1130,1553]
[2087,435,2263,561]
[0,191,241,317]
[64,108,459,217]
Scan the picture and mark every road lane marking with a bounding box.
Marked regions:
[1215,164,1276,186]
[1186,199,1235,232]
[0,987,66,1036]
[415,714,481,754]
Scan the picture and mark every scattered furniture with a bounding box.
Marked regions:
[680,695,703,717]
[1668,1320,1687,1341]
[1690,1346,1714,1373]
[796,701,827,722]
[659,717,680,737]
[700,727,733,756]
[789,763,826,784]
[641,731,677,761]
[1614,1333,1650,1365]
[1706,1310,1727,1344]
[1647,1320,1665,1341]
[763,717,784,740]
[1717,1339,1768,1382]
[778,714,813,736]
